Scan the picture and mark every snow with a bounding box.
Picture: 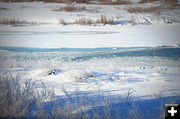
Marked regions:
[0,24,180,48]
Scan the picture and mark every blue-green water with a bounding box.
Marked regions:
[0,46,180,62]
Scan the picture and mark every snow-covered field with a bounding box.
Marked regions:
[0,1,180,118]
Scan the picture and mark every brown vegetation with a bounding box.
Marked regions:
[99,0,132,5]
[139,0,158,3]
[97,15,114,25]
[127,6,160,13]
[53,5,86,12]
[59,19,66,25]
[0,8,8,10]
[129,16,136,24]
[0,18,39,26]
[139,0,177,3]
[0,18,25,25]
[127,2,179,13]
[59,15,116,26]
[75,17,93,25]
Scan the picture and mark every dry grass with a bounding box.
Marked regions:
[0,18,39,26]
[53,5,86,12]
[87,7,101,13]
[127,2,179,13]
[0,0,32,2]
[75,0,88,3]
[127,6,161,13]
[59,19,67,25]
[139,0,158,3]
[99,0,132,5]
[41,0,132,5]
[0,8,8,10]
[75,17,93,25]
[59,16,116,26]
[139,0,177,3]
[41,0,65,3]
[42,0,88,3]
[0,18,23,25]
[129,16,136,24]
[161,0,177,3]
[97,15,115,25]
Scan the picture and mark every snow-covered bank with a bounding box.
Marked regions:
[0,1,180,48]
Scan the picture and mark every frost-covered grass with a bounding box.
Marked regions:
[0,75,53,118]
[0,73,179,119]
